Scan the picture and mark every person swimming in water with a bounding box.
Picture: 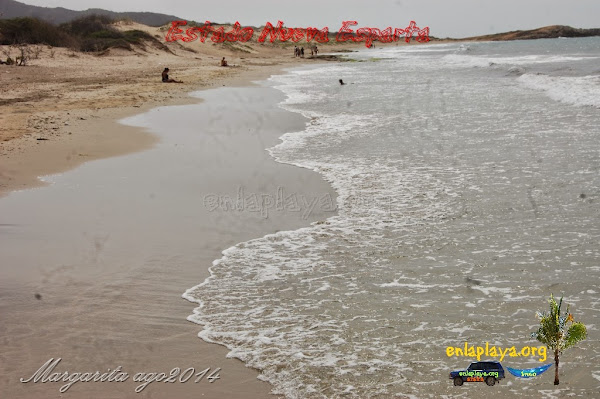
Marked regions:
[162,68,183,83]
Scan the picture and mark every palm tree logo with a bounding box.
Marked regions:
[531,294,587,385]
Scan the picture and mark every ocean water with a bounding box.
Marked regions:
[184,38,600,398]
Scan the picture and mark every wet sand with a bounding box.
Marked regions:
[0,80,337,398]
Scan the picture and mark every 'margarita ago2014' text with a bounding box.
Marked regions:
[20,358,221,393]
[165,20,430,48]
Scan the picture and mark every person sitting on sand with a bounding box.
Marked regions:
[162,68,183,83]
[339,79,346,85]
[221,57,228,67]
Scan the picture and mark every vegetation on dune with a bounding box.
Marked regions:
[61,15,159,52]
[0,15,162,53]
[0,17,74,47]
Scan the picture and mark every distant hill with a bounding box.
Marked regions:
[460,25,600,41]
[0,0,183,26]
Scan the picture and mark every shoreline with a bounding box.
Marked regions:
[0,59,289,197]
[0,21,359,198]
[0,60,339,399]
[0,22,421,199]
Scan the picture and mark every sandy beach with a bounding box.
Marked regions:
[0,20,351,196]
[3,8,598,398]
[0,22,343,398]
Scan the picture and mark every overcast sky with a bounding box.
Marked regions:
[16,0,600,38]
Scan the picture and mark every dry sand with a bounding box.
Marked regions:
[0,22,347,398]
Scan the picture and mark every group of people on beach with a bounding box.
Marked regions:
[294,46,319,58]
[162,42,321,84]
[164,42,322,84]
[162,56,230,83]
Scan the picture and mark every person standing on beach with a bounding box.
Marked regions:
[162,68,183,83]
[294,46,298,57]
[300,47,304,58]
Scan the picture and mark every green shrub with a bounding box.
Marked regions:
[88,29,124,40]
[0,17,73,47]
[121,30,154,43]
[60,15,115,37]
[80,38,132,52]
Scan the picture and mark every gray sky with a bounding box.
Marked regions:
[16,0,600,38]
